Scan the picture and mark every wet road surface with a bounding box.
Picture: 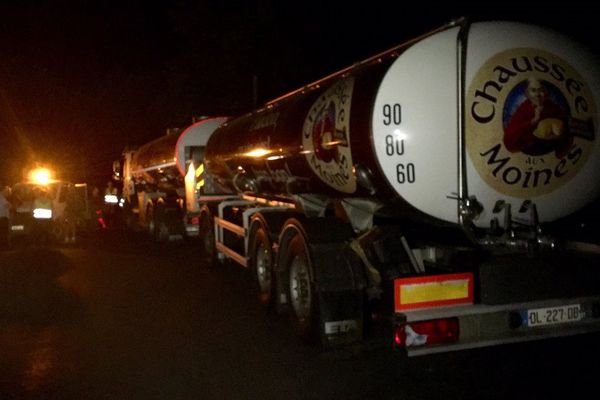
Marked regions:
[1,230,599,399]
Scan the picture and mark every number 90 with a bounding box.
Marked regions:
[383,104,401,126]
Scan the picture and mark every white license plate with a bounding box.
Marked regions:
[523,304,584,327]
[11,225,25,231]
[324,320,357,335]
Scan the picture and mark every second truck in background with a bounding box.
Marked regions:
[113,117,227,241]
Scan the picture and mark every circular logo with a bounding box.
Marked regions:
[466,49,596,198]
[302,78,356,193]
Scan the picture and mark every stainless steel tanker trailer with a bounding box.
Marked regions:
[114,117,227,241]
[190,18,600,355]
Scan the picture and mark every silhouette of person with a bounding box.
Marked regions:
[32,187,53,245]
[103,181,118,228]
[0,186,11,249]
[504,77,572,158]
[62,186,80,243]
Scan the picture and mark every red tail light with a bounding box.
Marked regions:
[188,216,199,225]
[95,210,107,229]
[394,318,459,348]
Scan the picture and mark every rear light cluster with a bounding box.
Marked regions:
[392,273,470,349]
[394,318,459,348]
[188,216,199,225]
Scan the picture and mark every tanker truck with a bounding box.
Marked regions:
[113,117,227,241]
[195,18,600,355]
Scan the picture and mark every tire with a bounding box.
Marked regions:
[279,222,318,342]
[50,222,65,245]
[152,205,170,243]
[154,218,170,242]
[148,202,169,243]
[124,202,137,230]
[146,203,155,236]
[248,221,274,306]
[198,207,217,268]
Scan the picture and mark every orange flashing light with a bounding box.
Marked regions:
[29,167,53,185]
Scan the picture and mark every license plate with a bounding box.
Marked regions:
[522,304,584,327]
[11,225,25,231]
[324,320,357,335]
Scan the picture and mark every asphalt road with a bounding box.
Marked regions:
[1,230,599,399]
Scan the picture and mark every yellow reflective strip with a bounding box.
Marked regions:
[195,163,205,178]
[195,179,205,190]
[400,279,469,304]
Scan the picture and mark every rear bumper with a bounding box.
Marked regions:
[10,214,34,236]
[395,296,600,356]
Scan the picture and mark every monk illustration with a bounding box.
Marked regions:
[504,77,572,158]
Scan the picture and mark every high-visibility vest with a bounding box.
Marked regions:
[33,196,52,210]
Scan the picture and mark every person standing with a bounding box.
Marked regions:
[104,181,118,228]
[90,186,106,229]
[0,186,12,249]
[32,187,53,245]
[104,180,117,197]
[63,186,80,244]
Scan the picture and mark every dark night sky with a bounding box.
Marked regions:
[0,0,597,186]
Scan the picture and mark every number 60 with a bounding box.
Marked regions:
[396,163,415,183]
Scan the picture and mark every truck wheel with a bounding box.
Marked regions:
[248,221,274,306]
[199,208,217,268]
[146,203,155,236]
[50,223,65,245]
[122,202,135,230]
[149,203,170,242]
[154,219,169,242]
[280,223,318,342]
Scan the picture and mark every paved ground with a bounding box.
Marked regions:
[1,231,599,399]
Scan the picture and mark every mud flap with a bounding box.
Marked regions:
[318,290,364,347]
[310,242,366,347]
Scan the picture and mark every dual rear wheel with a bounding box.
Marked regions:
[248,219,317,341]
